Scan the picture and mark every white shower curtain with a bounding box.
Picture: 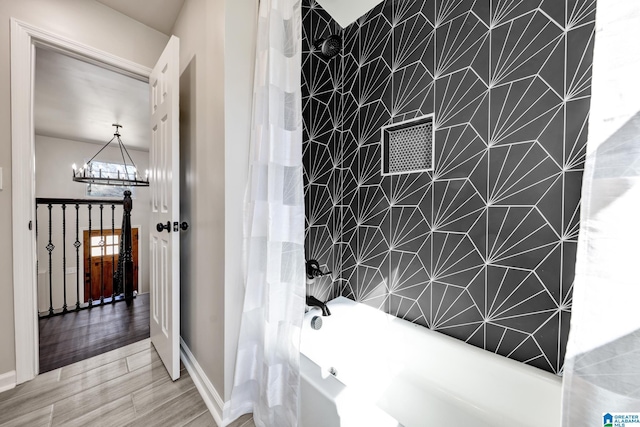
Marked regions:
[227,0,305,426]
[561,0,640,424]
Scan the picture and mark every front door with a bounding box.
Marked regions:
[149,35,181,381]
[83,228,139,302]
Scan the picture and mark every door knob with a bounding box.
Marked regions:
[156,221,170,232]
[172,221,189,232]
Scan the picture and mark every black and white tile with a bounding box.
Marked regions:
[302,0,595,375]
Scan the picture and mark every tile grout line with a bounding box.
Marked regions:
[178,409,209,427]
[50,364,124,425]
[129,393,138,417]
[125,354,132,373]
[51,358,163,424]
[57,339,152,381]
[125,383,204,427]
[0,358,124,411]
[130,376,198,422]
[135,381,197,419]
[48,404,54,427]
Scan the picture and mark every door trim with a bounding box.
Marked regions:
[10,18,151,383]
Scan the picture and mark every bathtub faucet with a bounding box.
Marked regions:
[306,295,331,316]
[306,259,332,280]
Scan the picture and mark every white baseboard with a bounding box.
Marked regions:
[180,338,229,426]
[0,370,16,393]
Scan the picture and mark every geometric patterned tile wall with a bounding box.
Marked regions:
[302,0,595,375]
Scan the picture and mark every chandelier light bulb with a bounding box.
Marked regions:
[71,124,149,187]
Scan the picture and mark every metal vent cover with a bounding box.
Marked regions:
[381,114,434,175]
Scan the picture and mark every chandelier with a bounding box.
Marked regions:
[72,124,149,187]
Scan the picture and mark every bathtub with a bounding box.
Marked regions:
[299,297,562,427]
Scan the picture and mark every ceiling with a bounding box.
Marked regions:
[316,0,385,28]
[34,47,150,151]
[34,0,188,151]
[96,0,186,35]
[97,0,384,34]
[33,0,377,151]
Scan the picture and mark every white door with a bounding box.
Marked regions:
[149,35,180,381]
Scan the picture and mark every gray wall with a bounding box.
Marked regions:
[173,0,256,401]
[174,0,225,397]
[303,0,596,374]
[0,0,168,379]
[222,0,257,401]
[1,0,255,404]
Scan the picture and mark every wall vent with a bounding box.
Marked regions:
[381,114,434,175]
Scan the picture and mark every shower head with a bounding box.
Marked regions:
[313,34,342,60]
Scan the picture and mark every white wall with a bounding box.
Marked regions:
[35,135,150,312]
[0,0,168,377]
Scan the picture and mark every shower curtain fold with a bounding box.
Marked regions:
[561,0,640,424]
[228,0,304,426]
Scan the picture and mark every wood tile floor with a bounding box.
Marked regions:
[39,293,150,373]
[0,339,255,427]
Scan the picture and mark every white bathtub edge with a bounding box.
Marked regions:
[300,353,402,427]
[301,296,562,427]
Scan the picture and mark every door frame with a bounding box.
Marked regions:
[10,18,152,384]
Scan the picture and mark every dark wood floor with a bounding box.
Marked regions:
[39,293,150,373]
